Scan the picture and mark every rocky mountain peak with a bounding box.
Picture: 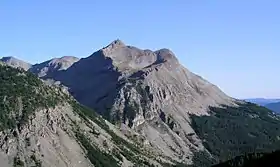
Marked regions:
[48,56,79,70]
[42,41,238,164]
[101,39,126,55]
[0,56,32,70]
[95,40,180,73]
[30,56,80,77]
[155,48,179,64]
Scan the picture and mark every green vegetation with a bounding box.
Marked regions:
[71,101,109,131]
[71,101,155,166]
[75,130,120,167]
[13,157,24,167]
[136,84,152,107]
[0,65,65,130]
[123,102,138,128]
[191,102,280,165]
[191,150,217,167]
[30,154,42,167]
[213,150,280,167]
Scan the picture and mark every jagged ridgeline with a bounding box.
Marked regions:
[0,64,167,167]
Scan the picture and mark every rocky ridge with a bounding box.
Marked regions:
[30,56,80,77]
[0,56,32,71]
[0,56,79,77]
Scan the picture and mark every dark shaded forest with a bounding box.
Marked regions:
[191,102,280,165]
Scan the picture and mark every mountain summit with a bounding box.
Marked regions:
[30,56,80,77]
[0,56,80,78]
[99,40,179,72]
[0,56,32,70]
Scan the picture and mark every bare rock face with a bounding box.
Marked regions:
[0,56,32,70]
[48,40,237,165]
[30,56,80,77]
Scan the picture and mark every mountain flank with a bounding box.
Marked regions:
[0,63,168,167]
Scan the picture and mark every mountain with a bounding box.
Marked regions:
[0,56,32,71]
[265,102,280,113]
[40,40,280,166]
[0,63,166,167]
[30,56,80,77]
[42,39,237,165]
[243,98,280,106]
[2,40,280,166]
[0,56,79,78]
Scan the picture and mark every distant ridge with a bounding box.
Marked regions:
[0,56,80,77]
[265,102,280,113]
[244,98,280,106]
[0,56,32,70]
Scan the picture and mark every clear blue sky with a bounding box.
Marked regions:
[0,1,279,99]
